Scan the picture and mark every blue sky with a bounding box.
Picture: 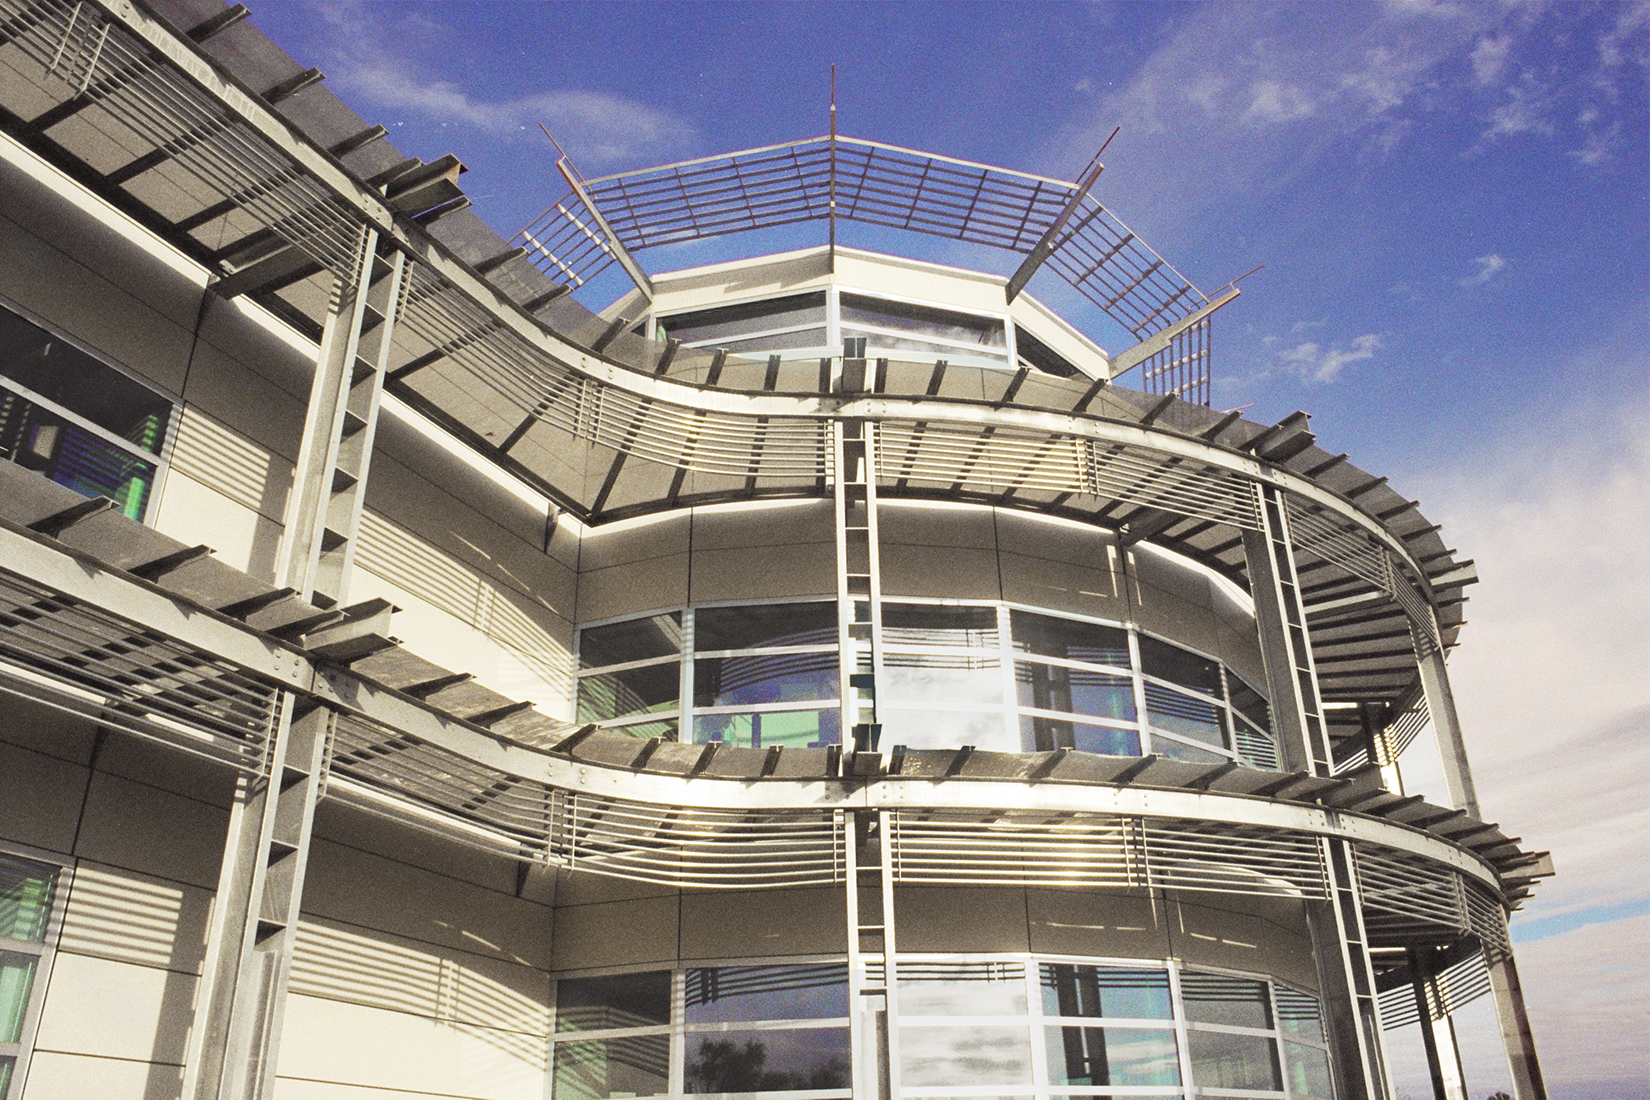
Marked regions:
[249,2,1648,1095]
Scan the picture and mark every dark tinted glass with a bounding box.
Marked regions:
[1,395,159,519]
[1010,611,1129,666]
[0,309,171,449]
[883,604,999,648]
[685,1029,850,1093]
[556,971,670,1032]
[1229,677,1271,732]
[662,292,826,345]
[686,965,848,1023]
[1015,663,1135,721]
[1021,716,1140,756]
[694,603,837,651]
[694,652,837,707]
[1137,635,1221,694]
[579,613,682,669]
[693,708,840,748]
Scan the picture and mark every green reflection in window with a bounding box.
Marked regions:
[1039,965,1172,1020]
[1043,1026,1180,1087]
[1186,1029,1282,1091]
[692,709,839,748]
[1274,987,1325,1042]
[553,1037,669,1100]
[577,665,679,723]
[0,953,38,1044]
[1284,1040,1333,1098]
[0,856,55,942]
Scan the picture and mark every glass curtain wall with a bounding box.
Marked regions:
[0,852,61,1099]
[548,957,1332,1100]
[653,289,1014,371]
[576,600,1276,767]
[0,305,173,521]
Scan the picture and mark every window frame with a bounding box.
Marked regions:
[573,598,1279,768]
[0,296,178,524]
[0,842,72,1100]
[546,954,1330,1100]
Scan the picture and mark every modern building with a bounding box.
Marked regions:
[0,2,1551,1100]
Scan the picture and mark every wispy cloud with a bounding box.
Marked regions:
[1413,367,1650,931]
[1258,331,1382,383]
[294,0,697,169]
[1039,3,1633,254]
[1458,253,1507,286]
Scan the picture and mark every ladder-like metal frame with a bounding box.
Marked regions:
[844,809,900,1100]
[186,227,407,1100]
[834,355,885,753]
[1247,483,1392,1100]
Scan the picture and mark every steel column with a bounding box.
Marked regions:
[182,697,332,1100]
[1486,947,1548,1099]
[1242,483,1330,775]
[835,356,885,752]
[1412,634,1480,818]
[844,809,900,1100]
[1409,948,1469,1100]
[1248,483,1389,1098]
[274,226,405,608]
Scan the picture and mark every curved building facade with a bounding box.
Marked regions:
[0,2,1547,1100]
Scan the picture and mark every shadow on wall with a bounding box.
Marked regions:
[289,915,550,1072]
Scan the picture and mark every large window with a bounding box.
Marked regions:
[653,289,1018,372]
[0,850,65,1099]
[0,304,173,521]
[576,601,1276,768]
[548,957,1331,1100]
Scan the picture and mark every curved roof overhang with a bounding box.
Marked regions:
[0,4,1472,765]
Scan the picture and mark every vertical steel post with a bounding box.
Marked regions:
[1245,483,1389,1099]
[844,810,899,1100]
[187,230,404,1099]
[1409,949,1469,1100]
[182,700,331,1100]
[1486,950,1548,1100]
[276,228,406,608]
[834,354,884,753]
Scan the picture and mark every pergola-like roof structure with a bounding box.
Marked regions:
[0,0,1476,762]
